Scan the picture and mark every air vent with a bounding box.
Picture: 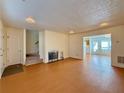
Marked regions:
[118,56,124,64]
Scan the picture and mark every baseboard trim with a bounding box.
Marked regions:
[68,57,82,60]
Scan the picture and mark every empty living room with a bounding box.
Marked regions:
[0,0,124,93]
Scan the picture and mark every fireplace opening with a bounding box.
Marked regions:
[48,51,58,62]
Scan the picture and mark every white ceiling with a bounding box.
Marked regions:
[1,0,124,32]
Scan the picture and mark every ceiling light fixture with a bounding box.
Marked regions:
[26,16,35,24]
[69,30,75,34]
[100,22,109,27]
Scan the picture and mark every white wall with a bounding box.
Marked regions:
[39,31,45,59]
[23,29,26,65]
[0,20,4,78]
[43,30,69,63]
[69,34,83,59]
[69,25,124,68]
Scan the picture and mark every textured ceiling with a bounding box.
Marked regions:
[1,0,124,32]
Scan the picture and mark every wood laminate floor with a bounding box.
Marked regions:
[0,55,124,93]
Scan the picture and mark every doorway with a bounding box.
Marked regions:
[83,34,111,64]
[25,30,42,66]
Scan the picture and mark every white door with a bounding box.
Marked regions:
[0,23,4,77]
[7,30,22,66]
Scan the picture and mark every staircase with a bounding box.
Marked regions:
[26,54,43,66]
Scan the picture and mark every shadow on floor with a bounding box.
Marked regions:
[2,64,24,77]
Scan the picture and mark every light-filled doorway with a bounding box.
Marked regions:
[25,29,42,66]
[83,34,111,64]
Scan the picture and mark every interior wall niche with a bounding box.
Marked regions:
[26,30,39,55]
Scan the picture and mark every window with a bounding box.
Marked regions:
[101,41,109,49]
[93,42,98,52]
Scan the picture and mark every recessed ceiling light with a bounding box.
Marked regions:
[69,30,75,34]
[100,22,109,27]
[26,16,35,24]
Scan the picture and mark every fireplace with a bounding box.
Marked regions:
[48,51,58,62]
